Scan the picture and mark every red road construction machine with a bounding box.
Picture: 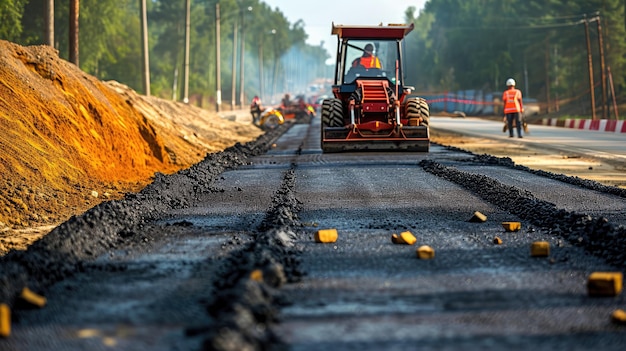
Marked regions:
[321,23,430,152]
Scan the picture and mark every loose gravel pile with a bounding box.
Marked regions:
[0,124,289,307]
[420,159,626,266]
[466,152,626,198]
[200,166,305,351]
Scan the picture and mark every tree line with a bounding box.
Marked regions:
[403,0,626,117]
[1,0,330,108]
[2,0,624,116]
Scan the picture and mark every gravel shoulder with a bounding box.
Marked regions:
[430,128,626,189]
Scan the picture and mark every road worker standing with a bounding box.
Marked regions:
[502,78,524,138]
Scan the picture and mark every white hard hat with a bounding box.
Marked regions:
[506,78,516,86]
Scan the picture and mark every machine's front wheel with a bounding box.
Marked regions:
[405,97,430,126]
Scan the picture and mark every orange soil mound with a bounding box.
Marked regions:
[0,40,262,253]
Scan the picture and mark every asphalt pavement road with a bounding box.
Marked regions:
[3,116,626,351]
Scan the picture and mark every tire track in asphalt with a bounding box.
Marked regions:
[200,120,312,350]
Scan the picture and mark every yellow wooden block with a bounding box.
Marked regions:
[250,269,263,282]
[416,245,435,259]
[315,229,338,243]
[587,272,623,297]
[0,303,10,338]
[469,211,487,222]
[398,231,417,245]
[501,222,521,232]
[530,241,550,257]
[20,287,47,308]
[493,236,503,245]
[611,309,626,325]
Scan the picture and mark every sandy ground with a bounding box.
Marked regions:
[0,40,262,255]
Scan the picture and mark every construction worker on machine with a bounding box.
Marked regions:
[250,95,263,124]
[352,43,381,69]
[280,93,291,109]
[502,78,524,138]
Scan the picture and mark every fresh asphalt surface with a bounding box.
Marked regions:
[3,115,626,350]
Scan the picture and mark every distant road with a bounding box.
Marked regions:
[431,116,626,165]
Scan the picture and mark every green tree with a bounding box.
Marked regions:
[1,0,28,41]
[404,0,625,111]
[8,0,339,108]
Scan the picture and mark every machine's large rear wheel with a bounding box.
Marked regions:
[404,97,430,152]
[320,98,345,152]
[321,98,344,127]
[405,97,430,126]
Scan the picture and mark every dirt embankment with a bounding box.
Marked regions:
[0,40,262,254]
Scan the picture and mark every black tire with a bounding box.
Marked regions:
[405,97,430,126]
[321,98,344,128]
[261,113,281,130]
[320,99,332,123]
[320,98,344,151]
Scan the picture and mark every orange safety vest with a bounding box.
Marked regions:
[502,88,522,114]
[359,55,381,69]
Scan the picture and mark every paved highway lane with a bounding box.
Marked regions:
[273,117,626,350]
[4,116,626,350]
[431,117,626,165]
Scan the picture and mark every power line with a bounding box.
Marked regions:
[441,13,600,32]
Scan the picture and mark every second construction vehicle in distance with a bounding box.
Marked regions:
[321,23,430,152]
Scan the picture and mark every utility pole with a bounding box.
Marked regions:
[182,0,190,104]
[595,15,608,119]
[44,0,54,46]
[544,37,551,113]
[259,43,264,103]
[607,66,620,120]
[69,0,79,66]
[140,0,151,96]
[239,9,248,108]
[215,3,221,112]
[231,20,238,111]
[583,15,596,120]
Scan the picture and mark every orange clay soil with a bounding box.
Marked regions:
[0,40,263,254]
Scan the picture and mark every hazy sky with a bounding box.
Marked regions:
[261,0,427,57]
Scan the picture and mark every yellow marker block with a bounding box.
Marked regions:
[470,211,487,223]
[0,303,10,338]
[611,309,626,325]
[502,222,521,232]
[493,237,503,245]
[530,241,550,257]
[20,287,47,308]
[416,245,435,259]
[250,269,263,282]
[397,231,417,245]
[391,234,399,244]
[315,229,338,243]
[587,272,623,297]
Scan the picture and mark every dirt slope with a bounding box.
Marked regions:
[0,40,262,254]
